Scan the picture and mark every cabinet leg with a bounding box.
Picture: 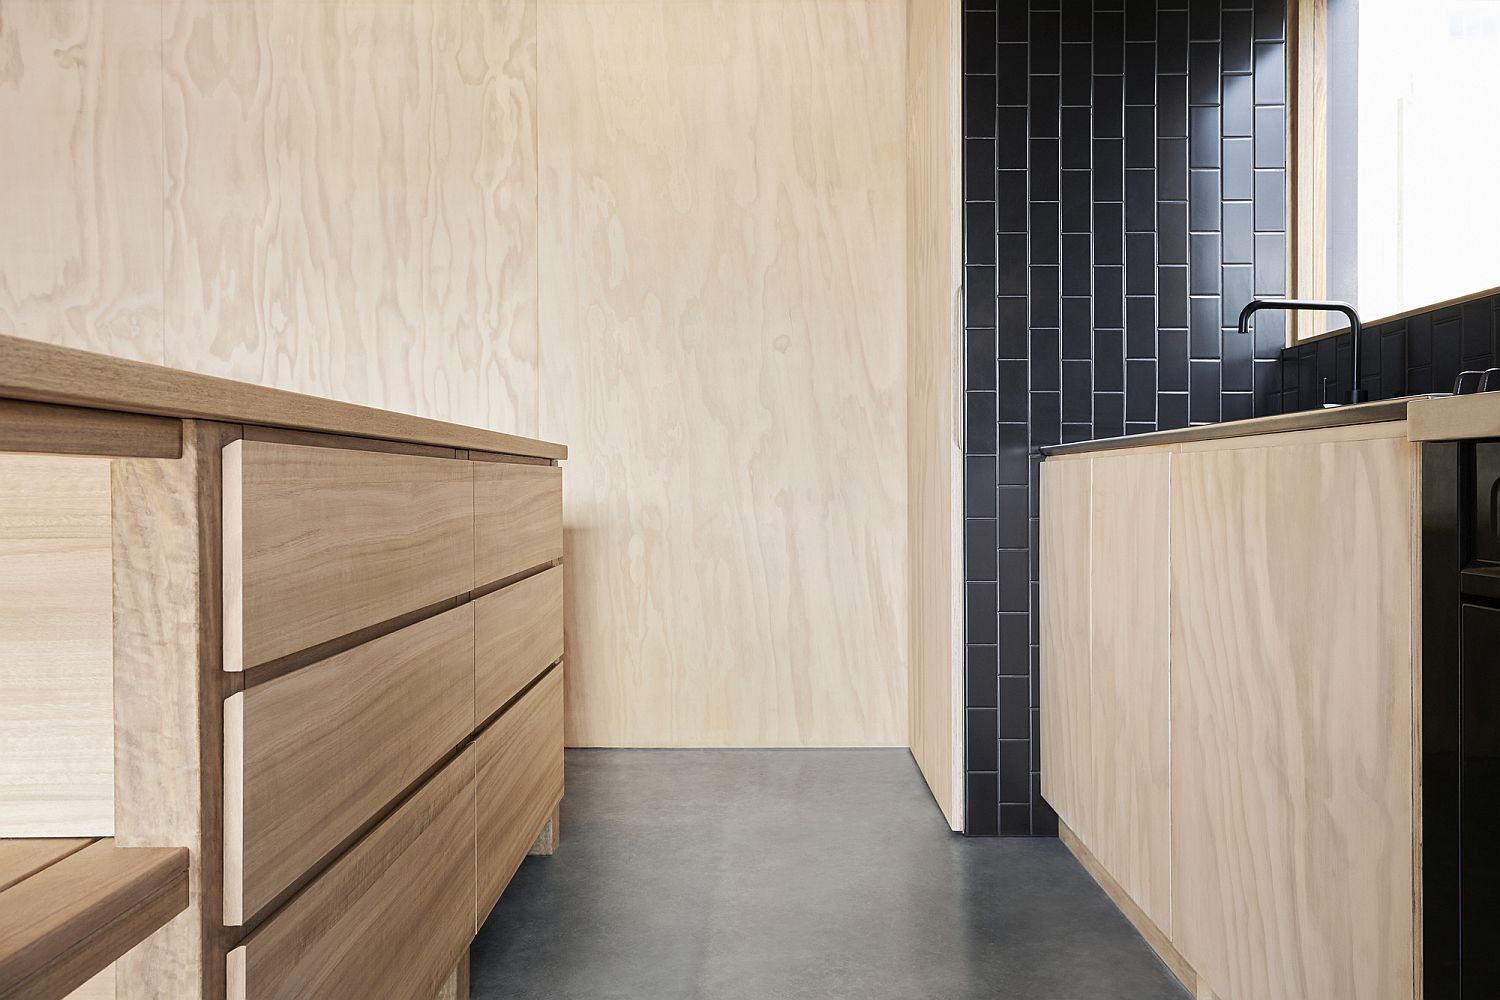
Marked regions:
[435,950,469,1000]
[528,803,561,856]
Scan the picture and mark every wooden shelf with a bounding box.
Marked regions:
[0,839,188,1000]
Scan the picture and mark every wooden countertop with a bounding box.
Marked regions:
[1040,397,1417,457]
[0,335,566,460]
[1408,391,1500,442]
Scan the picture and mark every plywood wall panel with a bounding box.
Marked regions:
[538,0,907,747]
[0,456,114,837]
[0,0,163,362]
[162,0,540,436]
[905,0,964,827]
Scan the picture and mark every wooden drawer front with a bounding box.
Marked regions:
[477,666,564,920]
[473,462,562,585]
[228,747,476,1000]
[475,566,564,721]
[224,440,474,671]
[224,604,475,926]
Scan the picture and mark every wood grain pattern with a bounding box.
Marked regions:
[475,567,563,722]
[905,0,965,830]
[1088,451,1172,931]
[224,604,475,926]
[0,399,180,458]
[0,839,187,1000]
[0,456,114,837]
[1038,458,1092,841]
[162,0,541,436]
[0,0,163,362]
[223,439,475,671]
[425,0,539,437]
[0,840,94,893]
[0,333,565,459]
[476,667,562,921]
[537,0,908,747]
[473,461,561,586]
[227,747,476,1000]
[1169,435,1415,1000]
[112,421,233,1000]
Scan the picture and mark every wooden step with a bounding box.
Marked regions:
[0,838,188,1000]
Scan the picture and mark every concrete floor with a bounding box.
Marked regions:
[471,750,1190,1000]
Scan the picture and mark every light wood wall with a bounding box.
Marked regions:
[0,457,114,837]
[905,0,964,825]
[537,0,908,747]
[1,0,930,752]
[0,0,540,435]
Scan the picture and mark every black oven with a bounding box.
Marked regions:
[1424,439,1500,996]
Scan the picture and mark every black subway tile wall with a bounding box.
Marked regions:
[1277,292,1500,410]
[961,0,1287,836]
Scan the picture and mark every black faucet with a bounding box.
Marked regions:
[1236,298,1370,405]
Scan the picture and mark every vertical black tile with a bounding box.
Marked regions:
[1255,106,1285,167]
[999,676,1030,739]
[966,645,997,709]
[1062,42,1093,105]
[1158,74,1189,138]
[1000,741,1031,807]
[1125,42,1156,104]
[966,517,999,582]
[967,708,999,771]
[966,774,999,836]
[1158,10,1189,73]
[1159,202,1189,264]
[1254,168,1285,230]
[1223,137,1254,200]
[964,11,998,73]
[1255,0,1286,40]
[1222,73,1254,137]
[1222,10,1254,73]
[1127,296,1158,358]
[1126,359,1157,420]
[1190,360,1222,422]
[1190,106,1221,167]
[1189,42,1220,104]
[1254,41,1285,103]
[1159,328,1190,391]
[1189,170,1221,230]
[1094,328,1125,392]
[999,804,1032,836]
[965,75,998,137]
[1223,200,1254,263]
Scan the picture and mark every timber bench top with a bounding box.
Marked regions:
[0,334,566,461]
[0,838,188,999]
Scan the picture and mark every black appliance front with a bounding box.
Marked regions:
[1426,440,1500,997]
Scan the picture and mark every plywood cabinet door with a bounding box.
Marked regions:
[1039,458,1092,842]
[1088,451,1172,931]
[1169,437,1415,1000]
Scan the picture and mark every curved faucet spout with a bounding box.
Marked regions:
[1235,298,1369,405]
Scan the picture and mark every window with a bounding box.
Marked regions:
[1292,0,1500,339]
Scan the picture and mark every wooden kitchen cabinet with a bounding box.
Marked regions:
[1039,457,1092,844]
[1088,451,1172,932]
[1041,423,1419,1000]
[1170,434,1415,1000]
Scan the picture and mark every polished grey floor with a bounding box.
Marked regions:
[471,750,1189,1000]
